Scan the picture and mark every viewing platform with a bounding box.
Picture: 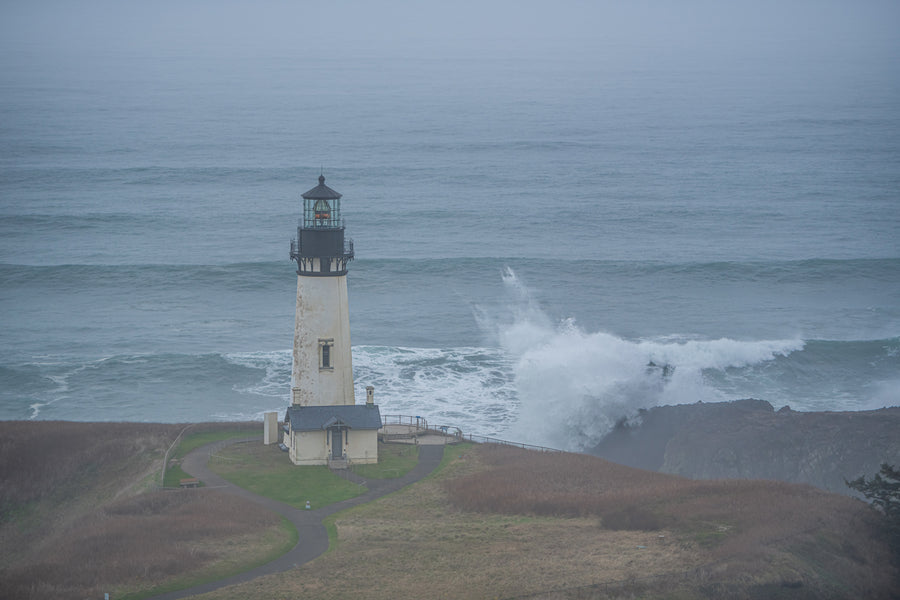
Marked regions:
[379,415,562,452]
[379,415,458,445]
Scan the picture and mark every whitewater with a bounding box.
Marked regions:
[4,261,897,452]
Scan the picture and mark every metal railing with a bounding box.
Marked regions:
[380,414,562,453]
[381,414,428,431]
[449,431,562,453]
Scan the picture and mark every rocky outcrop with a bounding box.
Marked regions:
[588,399,900,495]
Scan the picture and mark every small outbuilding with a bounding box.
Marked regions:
[283,404,382,466]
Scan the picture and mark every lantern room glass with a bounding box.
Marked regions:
[304,197,341,229]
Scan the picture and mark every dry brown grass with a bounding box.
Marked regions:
[2,489,290,600]
[195,443,898,600]
[446,445,898,598]
[0,421,181,509]
[0,421,292,600]
[191,445,702,600]
[2,425,896,600]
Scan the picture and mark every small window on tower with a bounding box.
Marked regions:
[319,339,334,370]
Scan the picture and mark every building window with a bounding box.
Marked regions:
[319,338,334,370]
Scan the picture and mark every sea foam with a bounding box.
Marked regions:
[488,269,805,451]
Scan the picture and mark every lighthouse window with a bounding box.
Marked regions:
[319,339,334,370]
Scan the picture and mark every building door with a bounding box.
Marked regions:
[330,428,343,458]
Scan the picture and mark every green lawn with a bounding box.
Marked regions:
[208,442,365,509]
[162,463,195,488]
[164,427,261,487]
[173,428,260,459]
[200,440,455,510]
[351,442,419,479]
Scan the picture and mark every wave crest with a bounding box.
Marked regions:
[488,269,804,451]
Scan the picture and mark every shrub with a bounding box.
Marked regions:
[600,505,663,531]
[847,463,900,556]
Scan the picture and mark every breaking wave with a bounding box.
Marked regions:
[2,267,896,452]
[483,268,858,451]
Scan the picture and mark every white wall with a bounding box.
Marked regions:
[289,430,328,465]
[291,274,355,407]
[263,411,278,445]
[347,430,379,464]
[288,428,379,465]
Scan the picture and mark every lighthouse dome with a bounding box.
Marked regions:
[302,175,342,200]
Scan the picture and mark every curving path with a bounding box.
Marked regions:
[148,439,445,599]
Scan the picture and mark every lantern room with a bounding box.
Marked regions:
[302,174,342,229]
[290,174,354,276]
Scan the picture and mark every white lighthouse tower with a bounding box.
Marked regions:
[289,175,356,407]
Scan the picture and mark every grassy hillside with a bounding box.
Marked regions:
[1,422,897,599]
[447,446,898,598]
[200,444,897,600]
[207,439,419,508]
[0,421,292,600]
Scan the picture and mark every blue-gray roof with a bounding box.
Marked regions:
[302,175,342,200]
[286,404,382,432]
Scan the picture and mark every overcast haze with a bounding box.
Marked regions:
[3,0,899,63]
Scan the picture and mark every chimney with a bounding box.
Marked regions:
[366,386,375,407]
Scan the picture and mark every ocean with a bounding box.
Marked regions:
[2,1,899,451]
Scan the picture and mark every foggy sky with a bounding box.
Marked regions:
[2,0,898,65]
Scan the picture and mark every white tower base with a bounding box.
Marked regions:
[291,273,355,407]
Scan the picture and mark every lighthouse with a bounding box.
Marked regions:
[289,175,356,407]
[284,175,381,467]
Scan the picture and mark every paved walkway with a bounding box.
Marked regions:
[148,439,445,599]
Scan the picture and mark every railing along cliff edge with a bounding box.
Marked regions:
[380,414,562,453]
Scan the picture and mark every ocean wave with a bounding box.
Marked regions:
[8,254,894,308]
[2,262,897,438]
[0,346,519,431]
[3,256,898,272]
[353,345,517,435]
[1,334,897,444]
[1,165,303,188]
[0,213,174,232]
[223,350,292,400]
[483,268,900,451]
[502,320,808,451]
[0,352,285,422]
[0,262,292,291]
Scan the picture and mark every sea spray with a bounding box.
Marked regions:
[2,266,894,429]
[488,269,806,451]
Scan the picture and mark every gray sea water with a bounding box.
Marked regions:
[2,1,899,450]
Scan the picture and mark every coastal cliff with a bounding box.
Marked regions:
[588,398,900,495]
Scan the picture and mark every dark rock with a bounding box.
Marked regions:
[588,399,900,495]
